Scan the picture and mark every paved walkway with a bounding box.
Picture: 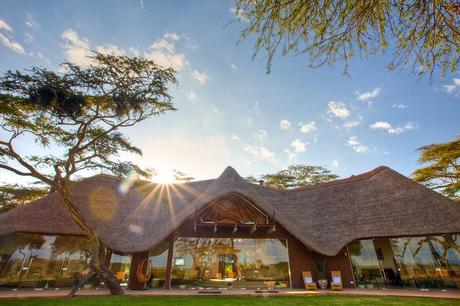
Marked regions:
[0,288,459,300]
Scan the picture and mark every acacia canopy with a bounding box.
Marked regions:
[235,0,460,78]
[0,53,177,295]
[413,135,460,202]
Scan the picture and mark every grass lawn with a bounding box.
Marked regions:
[0,296,459,306]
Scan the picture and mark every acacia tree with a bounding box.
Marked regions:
[413,135,460,202]
[0,184,49,214]
[234,0,460,78]
[0,53,177,295]
[248,164,338,189]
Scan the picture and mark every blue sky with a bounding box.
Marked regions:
[0,0,459,182]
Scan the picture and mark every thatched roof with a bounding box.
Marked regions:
[0,166,459,256]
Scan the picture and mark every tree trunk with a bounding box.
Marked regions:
[57,189,124,296]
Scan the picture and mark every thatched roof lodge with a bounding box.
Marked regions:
[0,166,459,291]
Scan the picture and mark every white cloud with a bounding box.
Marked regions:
[61,29,91,66]
[299,121,316,133]
[284,149,296,163]
[370,121,415,135]
[244,145,276,163]
[254,130,267,141]
[279,119,291,130]
[444,78,460,95]
[145,36,186,71]
[24,33,34,44]
[191,69,208,84]
[370,121,392,130]
[25,12,37,29]
[129,47,140,57]
[231,134,240,141]
[343,121,360,129]
[392,104,408,109]
[347,136,370,153]
[212,106,219,114]
[291,138,308,153]
[96,44,126,56]
[357,87,381,102]
[151,38,175,53]
[186,91,198,103]
[331,160,339,168]
[327,101,350,119]
[0,18,12,32]
[164,32,180,41]
[230,63,238,72]
[230,7,249,22]
[0,32,25,54]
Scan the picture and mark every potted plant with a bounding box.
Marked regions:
[274,281,281,289]
[178,279,186,289]
[315,257,328,289]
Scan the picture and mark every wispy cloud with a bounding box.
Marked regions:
[231,134,240,141]
[299,121,316,133]
[244,145,276,163]
[191,69,209,84]
[291,138,308,152]
[331,160,339,168]
[254,129,267,141]
[186,91,198,103]
[164,32,179,41]
[370,121,415,135]
[25,12,37,29]
[279,119,291,130]
[96,44,126,56]
[145,35,187,71]
[0,18,13,32]
[230,7,249,22]
[346,135,370,153]
[444,78,460,95]
[0,32,25,54]
[284,149,296,162]
[61,29,92,66]
[357,87,380,102]
[327,101,350,119]
[392,104,408,109]
[343,121,360,129]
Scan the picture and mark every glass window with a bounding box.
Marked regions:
[0,233,90,289]
[109,253,131,286]
[171,238,290,289]
[348,234,460,290]
[148,241,169,288]
[348,239,383,288]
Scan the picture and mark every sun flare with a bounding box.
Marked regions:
[154,168,175,184]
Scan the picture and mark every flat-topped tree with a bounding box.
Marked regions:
[0,53,177,295]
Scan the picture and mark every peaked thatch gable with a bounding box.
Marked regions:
[0,166,459,256]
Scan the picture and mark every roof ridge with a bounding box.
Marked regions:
[251,166,390,192]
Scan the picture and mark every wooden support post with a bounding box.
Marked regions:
[127,250,150,290]
[163,235,175,289]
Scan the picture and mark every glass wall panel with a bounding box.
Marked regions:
[348,239,383,288]
[0,233,90,289]
[171,238,289,289]
[148,241,169,288]
[109,253,131,286]
[348,234,460,289]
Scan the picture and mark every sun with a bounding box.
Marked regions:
[154,168,175,185]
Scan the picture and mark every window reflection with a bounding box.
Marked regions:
[148,241,169,288]
[0,233,90,289]
[349,234,460,289]
[171,238,290,288]
[109,253,131,286]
